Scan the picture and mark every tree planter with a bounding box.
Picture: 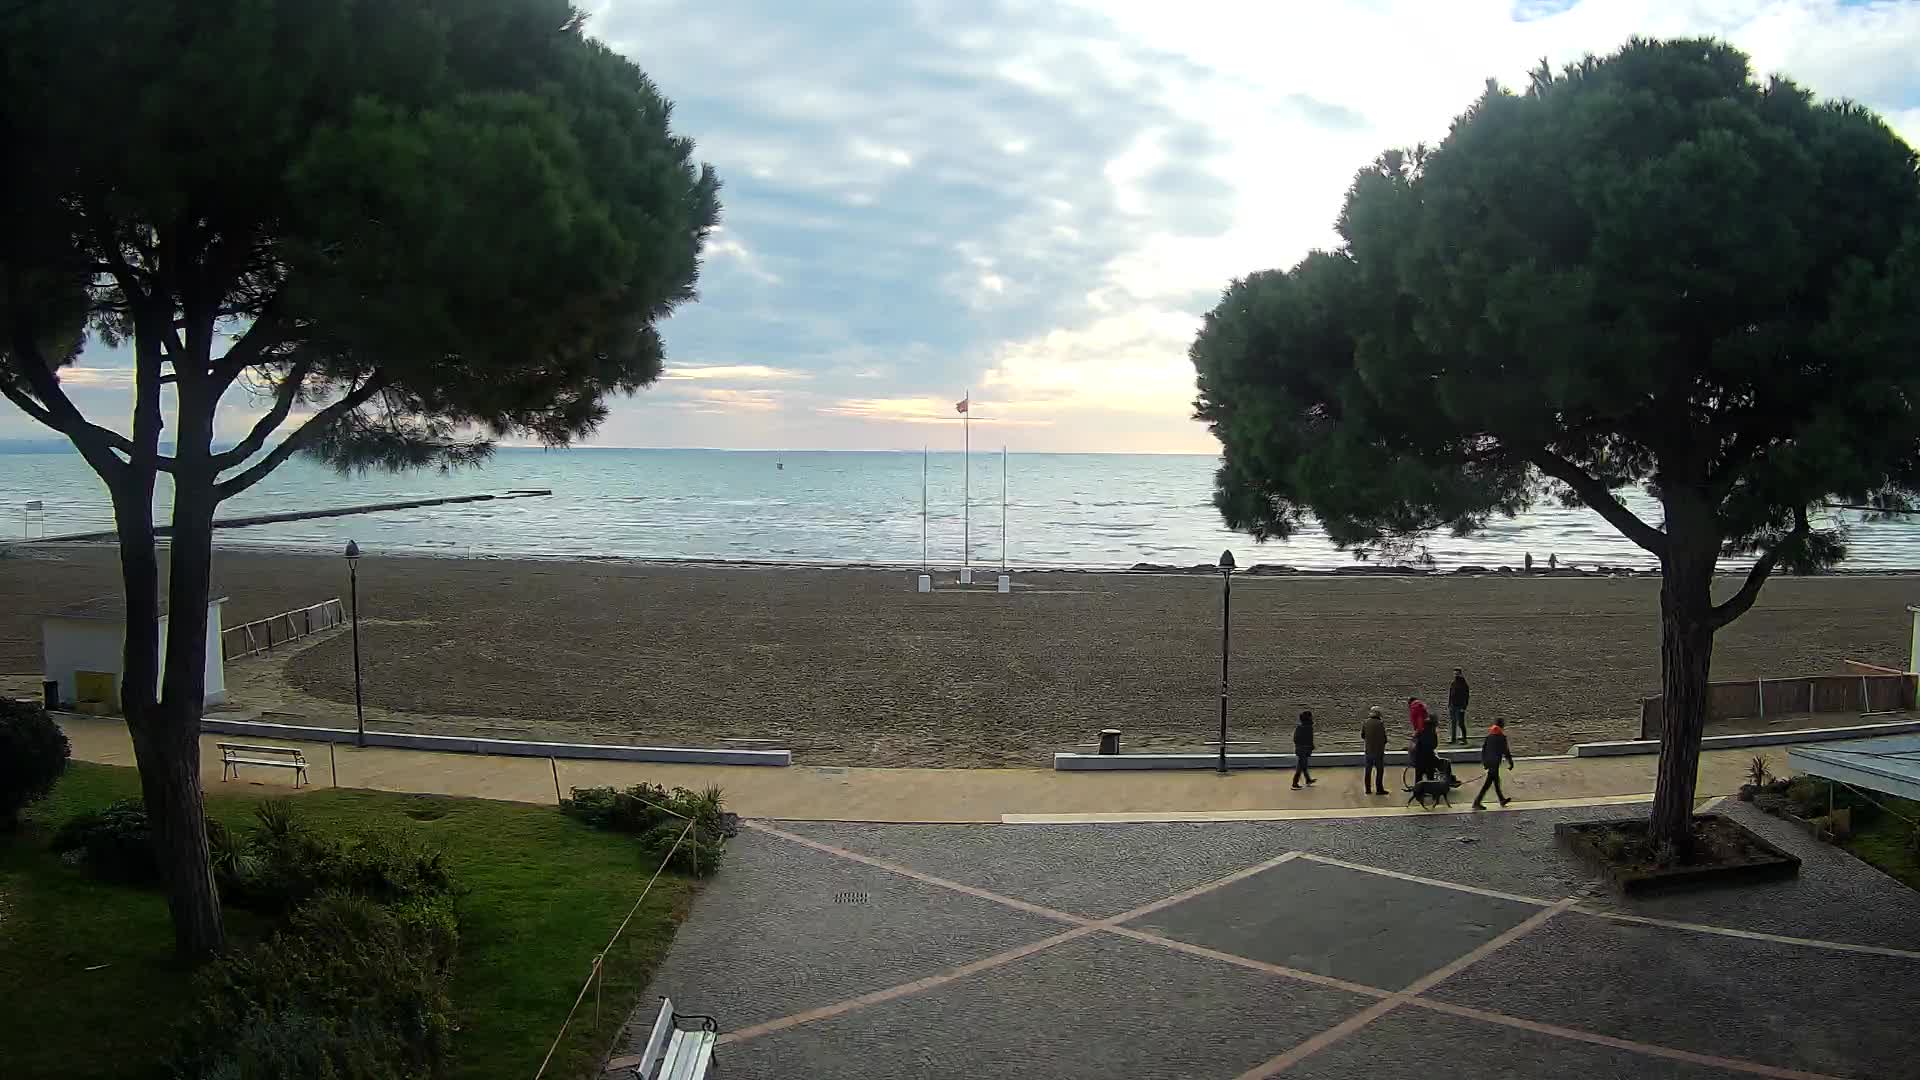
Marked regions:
[1556,814,1800,895]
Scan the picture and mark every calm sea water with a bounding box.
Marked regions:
[4,447,1919,570]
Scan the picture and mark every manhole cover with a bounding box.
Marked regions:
[832,891,870,904]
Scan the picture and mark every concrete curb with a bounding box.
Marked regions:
[1052,749,1565,771]
[1571,717,1920,757]
[193,715,792,766]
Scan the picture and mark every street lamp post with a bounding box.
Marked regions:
[1217,549,1235,775]
[345,540,365,748]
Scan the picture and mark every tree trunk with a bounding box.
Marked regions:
[152,361,229,959]
[113,474,224,960]
[1648,511,1720,855]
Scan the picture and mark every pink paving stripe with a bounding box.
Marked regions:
[1232,899,1576,1078]
[719,924,1100,1046]
[1102,925,1391,1000]
[1107,851,1301,923]
[1408,999,1848,1080]
[746,821,1090,926]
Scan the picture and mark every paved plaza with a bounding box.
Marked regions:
[626,801,1920,1079]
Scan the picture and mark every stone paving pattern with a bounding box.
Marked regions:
[630,801,1919,1079]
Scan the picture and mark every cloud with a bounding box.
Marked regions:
[661,364,810,382]
[52,366,138,389]
[9,0,1917,455]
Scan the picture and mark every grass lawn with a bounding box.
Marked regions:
[1840,794,1920,891]
[0,762,697,1080]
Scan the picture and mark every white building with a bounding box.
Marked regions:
[1910,604,1920,674]
[41,594,228,711]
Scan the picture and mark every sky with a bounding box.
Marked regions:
[15,0,1920,454]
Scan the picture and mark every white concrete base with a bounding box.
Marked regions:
[1573,717,1920,757]
[996,574,1010,593]
[193,715,793,766]
[916,574,932,593]
[959,567,974,584]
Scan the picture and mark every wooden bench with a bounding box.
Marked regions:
[218,742,309,787]
[628,997,716,1080]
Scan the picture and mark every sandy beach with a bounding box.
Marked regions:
[2,545,1914,767]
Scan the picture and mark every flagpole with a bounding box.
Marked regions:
[921,444,928,572]
[1001,444,1008,570]
[962,389,970,571]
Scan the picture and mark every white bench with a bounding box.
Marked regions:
[218,742,309,787]
[630,998,716,1080]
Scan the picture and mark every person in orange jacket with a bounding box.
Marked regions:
[1474,723,1516,809]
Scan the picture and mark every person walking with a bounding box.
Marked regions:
[1473,723,1516,809]
[1361,706,1388,795]
[1447,668,1471,744]
[1412,710,1441,782]
[1291,710,1317,789]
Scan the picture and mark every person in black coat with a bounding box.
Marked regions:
[1292,709,1316,789]
[1412,715,1440,782]
[1448,668,1471,744]
[1474,723,1516,809]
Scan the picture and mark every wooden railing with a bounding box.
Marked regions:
[1639,671,1917,738]
[221,599,345,661]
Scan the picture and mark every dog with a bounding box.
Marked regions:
[1406,776,1460,809]
[1405,760,1464,809]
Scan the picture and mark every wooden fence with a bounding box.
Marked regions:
[221,599,345,661]
[1639,672,1917,739]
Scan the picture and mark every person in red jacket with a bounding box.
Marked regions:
[1408,697,1430,734]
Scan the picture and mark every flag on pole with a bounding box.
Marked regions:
[954,395,969,414]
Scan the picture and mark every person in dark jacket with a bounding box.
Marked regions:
[1412,714,1440,782]
[1447,669,1471,744]
[1474,723,1516,809]
[1361,706,1388,795]
[1292,710,1316,789]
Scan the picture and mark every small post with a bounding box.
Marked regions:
[551,757,563,805]
[346,540,365,747]
[1217,549,1236,775]
[1756,678,1765,720]
[1807,679,1815,716]
[1099,729,1121,755]
[329,742,338,788]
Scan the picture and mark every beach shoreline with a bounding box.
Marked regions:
[13,536,1920,580]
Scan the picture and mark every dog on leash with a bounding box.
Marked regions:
[1406,776,1460,809]
[1405,761,1464,809]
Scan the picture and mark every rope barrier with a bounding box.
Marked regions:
[531,816,696,1080]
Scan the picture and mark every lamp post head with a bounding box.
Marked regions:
[344,540,360,563]
[1218,549,1236,573]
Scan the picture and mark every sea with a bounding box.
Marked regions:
[4,447,1920,571]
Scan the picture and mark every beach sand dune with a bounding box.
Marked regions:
[1,547,1912,767]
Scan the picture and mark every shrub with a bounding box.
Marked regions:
[230,801,455,917]
[0,697,70,830]
[169,893,458,1080]
[1746,755,1772,788]
[561,783,731,876]
[52,798,157,882]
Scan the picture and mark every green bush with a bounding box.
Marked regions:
[561,783,730,876]
[52,798,157,882]
[0,697,70,829]
[229,801,455,917]
[168,893,459,1080]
